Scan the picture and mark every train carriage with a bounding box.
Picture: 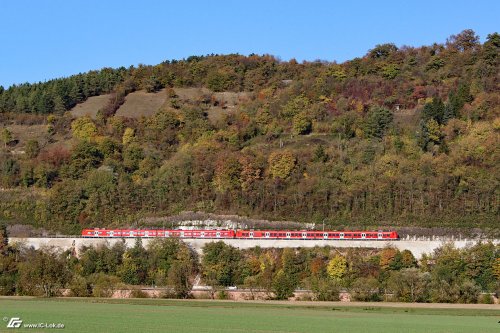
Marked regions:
[235,230,398,240]
[82,228,398,240]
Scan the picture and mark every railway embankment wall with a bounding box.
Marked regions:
[8,237,499,259]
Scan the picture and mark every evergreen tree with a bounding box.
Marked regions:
[364,106,393,138]
[422,97,445,124]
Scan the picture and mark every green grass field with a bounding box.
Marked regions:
[0,298,499,333]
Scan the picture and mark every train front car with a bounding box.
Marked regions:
[390,231,399,239]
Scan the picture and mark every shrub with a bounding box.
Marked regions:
[69,275,92,297]
[217,290,230,300]
[478,294,494,304]
[90,273,121,298]
[350,277,381,302]
[130,289,149,298]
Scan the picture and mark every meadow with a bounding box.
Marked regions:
[0,297,499,333]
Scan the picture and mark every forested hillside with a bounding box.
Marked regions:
[0,30,498,234]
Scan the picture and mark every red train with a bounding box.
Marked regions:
[82,228,399,240]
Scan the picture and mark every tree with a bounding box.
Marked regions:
[0,223,7,254]
[368,43,398,59]
[310,277,341,301]
[118,238,149,285]
[292,112,312,135]
[0,158,20,186]
[71,116,98,141]
[422,97,445,124]
[0,249,19,295]
[381,64,399,79]
[331,111,359,139]
[482,32,500,65]
[387,269,430,302]
[312,145,328,163]
[167,259,193,299]
[1,128,12,148]
[143,75,162,93]
[379,247,398,270]
[350,277,381,301]
[272,269,295,300]
[281,248,304,287]
[69,274,92,297]
[458,279,481,304]
[401,250,417,268]
[213,155,241,193]
[432,243,466,285]
[122,144,144,172]
[206,71,234,92]
[268,150,296,179]
[90,273,121,297]
[243,275,260,300]
[122,127,136,145]
[68,141,104,177]
[25,139,40,158]
[281,94,310,118]
[0,224,17,296]
[493,258,500,281]
[425,119,443,144]
[464,242,497,291]
[446,29,480,52]
[165,243,196,299]
[201,242,240,287]
[327,255,347,281]
[17,248,71,297]
[445,83,472,121]
[364,106,393,138]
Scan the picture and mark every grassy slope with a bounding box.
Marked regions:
[69,94,111,119]
[115,89,168,118]
[0,298,498,333]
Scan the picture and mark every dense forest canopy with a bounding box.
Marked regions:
[0,29,498,234]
